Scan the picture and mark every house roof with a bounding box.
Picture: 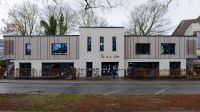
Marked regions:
[172,16,200,36]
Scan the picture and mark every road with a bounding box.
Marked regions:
[1,80,200,95]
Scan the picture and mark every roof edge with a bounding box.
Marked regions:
[3,35,80,37]
[125,35,195,37]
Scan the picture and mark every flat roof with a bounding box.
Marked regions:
[3,34,195,38]
[3,35,80,38]
[125,35,195,37]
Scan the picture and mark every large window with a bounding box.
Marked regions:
[161,43,175,54]
[87,36,91,51]
[52,43,67,55]
[136,43,150,55]
[100,36,104,51]
[193,31,200,37]
[197,34,200,49]
[112,36,116,51]
[25,43,31,55]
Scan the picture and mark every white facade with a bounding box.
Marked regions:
[79,27,125,76]
[184,22,200,36]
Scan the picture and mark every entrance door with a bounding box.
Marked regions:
[19,63,31,78]
[101,62,119,76]
[170,62,181,76]
[86,62,93,77]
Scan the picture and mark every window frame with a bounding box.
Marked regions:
[51,43,67,55]
[87,36,92,52]
[112,36,117,51]
[100,36,104,52]
[135,43,151,55]
[197,35,200,49]
[25,43,31,55]
[161,43,176,55]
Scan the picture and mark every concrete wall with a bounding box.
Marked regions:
[79,27,125,76]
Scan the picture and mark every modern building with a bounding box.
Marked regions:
[3,27,197,78]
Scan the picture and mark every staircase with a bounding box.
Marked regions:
[4,63,14,79]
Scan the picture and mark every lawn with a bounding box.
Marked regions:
[0,94,200,111]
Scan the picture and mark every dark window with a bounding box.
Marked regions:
[19,63,31,77]
[100,36,104,51]
[42,63,74,77]
[193,31,200,37]
[25,43,31,55]
[112,37,116,51]
[52,43,67,55]
[87,36,91,51]
[136,43,150,55]
[86,62,93,77]
[161,43,175,54]
[170,62,181,76]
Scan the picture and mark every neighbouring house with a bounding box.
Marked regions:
[3,27,197,78]
[172,16,200,58]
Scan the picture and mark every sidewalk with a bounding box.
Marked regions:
[1,79,200,84]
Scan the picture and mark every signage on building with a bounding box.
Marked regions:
[101,54,120,59]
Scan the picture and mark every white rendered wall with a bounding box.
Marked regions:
[79,28,125,77]
[14,60,79,77]
[184,23,200,36]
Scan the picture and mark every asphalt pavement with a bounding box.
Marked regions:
[1,80,200,95]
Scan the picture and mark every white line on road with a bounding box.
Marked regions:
[104,89,125,96]
[155,87,169,95]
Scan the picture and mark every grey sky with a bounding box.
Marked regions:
[0,0,200,37]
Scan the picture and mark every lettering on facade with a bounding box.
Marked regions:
[101,54,120,59]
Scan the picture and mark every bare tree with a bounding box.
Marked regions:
[2,1,38,35]
[78,0,123,10]
[78,9,108,27]
[50,0,123,10]
[126,0,170,36]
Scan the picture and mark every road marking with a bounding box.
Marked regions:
[104,89,125,96]
[155,88,169,95]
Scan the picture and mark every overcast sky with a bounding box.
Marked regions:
[0,0,200,38]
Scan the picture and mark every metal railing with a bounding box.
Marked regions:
[1,67,200,80]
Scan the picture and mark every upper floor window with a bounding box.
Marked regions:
[100,36,104,51]
[52,43,67,55]
[112,37,117,51]
[197,33,200,49]
[161,43,175,54]
[136,43,150,55]
[87,36,91,52]
[193,31,200,37]
[25,43,31,55]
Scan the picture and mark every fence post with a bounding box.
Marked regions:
[124,69,127,79]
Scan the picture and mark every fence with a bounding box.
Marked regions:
[1,67,200,80]
[127,68,189,79]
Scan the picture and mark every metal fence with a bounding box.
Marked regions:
[0,67,199,80]
[127,68,189,79]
